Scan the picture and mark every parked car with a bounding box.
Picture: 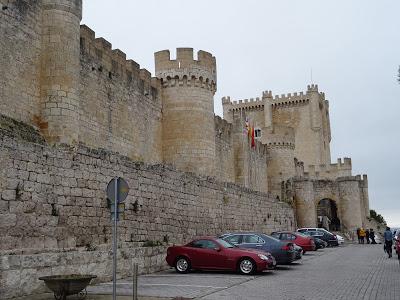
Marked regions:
[394,232,400,260]
[297,230,326,249]
[293,244,303,260]
[271,231,316,253]
[220,232,296,265]
[314,237,328,249]
[297,228,339,247]
[166,237,276,274]
[374,235,382,244]
[336,234,345,245]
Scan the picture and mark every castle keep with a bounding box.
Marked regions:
[0,1,370,298]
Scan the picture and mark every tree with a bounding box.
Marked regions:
[398,66,400,84]
[369,209,386,225]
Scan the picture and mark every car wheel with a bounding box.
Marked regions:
[175,256,190,273]
[238,258,255,275]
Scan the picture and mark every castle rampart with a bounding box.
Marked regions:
[0,0,43,128]
[0,118,294,298]
[292,174,368,230]
[303,157,352,180]
[0,2,372,298]
[223,85,331,169]
[78,24,163,163]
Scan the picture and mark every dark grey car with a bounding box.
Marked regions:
[220,232,296,265]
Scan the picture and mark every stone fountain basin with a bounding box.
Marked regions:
[39,274,97,300]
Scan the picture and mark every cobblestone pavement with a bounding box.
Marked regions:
[200,244,400,300]
[86,243,399,300]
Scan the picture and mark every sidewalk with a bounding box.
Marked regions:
[14,294,172,300]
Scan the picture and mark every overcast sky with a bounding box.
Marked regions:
[82,0,400,227]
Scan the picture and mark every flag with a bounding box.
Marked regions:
[244,117,250,136]
[251,126,256,148]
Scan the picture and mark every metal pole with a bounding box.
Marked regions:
[132,261,138,300]
[113,177,118,300]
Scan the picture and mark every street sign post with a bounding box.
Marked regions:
[106,177,129,300]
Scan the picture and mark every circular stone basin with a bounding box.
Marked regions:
[39,274,97,300]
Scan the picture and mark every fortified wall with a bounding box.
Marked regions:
[0,1,294,298]
[223,84,370,234]
[0,115,294,298]
[223,84,332,170]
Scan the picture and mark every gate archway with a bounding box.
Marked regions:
[316,199,341,231]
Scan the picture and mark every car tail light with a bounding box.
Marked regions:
[282,243,293,251]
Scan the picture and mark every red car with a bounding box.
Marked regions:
[271,231,316,253]
[395,232,400,260]
[166,237,276,274]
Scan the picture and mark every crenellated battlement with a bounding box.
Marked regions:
[307,84,319,92]
[79,25,160,96]
[305,157,352,179]
[263,125,296,150]
[154,48,217,93]
[223,97,265,111]
[221,85,328,112]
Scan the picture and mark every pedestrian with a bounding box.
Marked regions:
[365,229,370,244]
[383,226,393,258]
[370,228,376,244]
[356,228,361,244]
[359,227,366,244]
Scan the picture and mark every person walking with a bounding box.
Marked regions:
[365,229,370,244]
[356,228,361,244]
[383,226,393,258]
[370,228,377,244]
[359,227,366,244]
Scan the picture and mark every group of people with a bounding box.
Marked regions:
[357,226,396,258]
[356,228,376,244]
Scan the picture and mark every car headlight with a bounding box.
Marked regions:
[258,254,269,261]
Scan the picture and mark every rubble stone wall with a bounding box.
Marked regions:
[0,115,295,298]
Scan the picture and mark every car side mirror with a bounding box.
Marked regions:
[214,247,221,252]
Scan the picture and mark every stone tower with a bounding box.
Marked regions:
[304,84,331,167]
[155,48,217,176]
[40,0,82,144]
[264,125,296,199]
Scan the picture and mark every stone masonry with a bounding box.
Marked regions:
[0,0,371,298]
[0,115,294,298]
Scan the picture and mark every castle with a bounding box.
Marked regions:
[0,1,370,298]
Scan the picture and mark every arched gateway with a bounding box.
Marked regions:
[293,177,368,232]
[316,199,341,231]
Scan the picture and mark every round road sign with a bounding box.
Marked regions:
[107,177,129,203]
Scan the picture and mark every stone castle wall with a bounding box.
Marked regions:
[292,175,368,231]
[0,2,371,298]
[79,25,163,163]
[223,85,332,170]
[0,2,269,192]
[0,116,293,251]
[0,115,295,297]
[0,0,42,126]
[215,116,235,183]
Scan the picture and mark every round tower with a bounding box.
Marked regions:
[155,48,217,176]
[264,125,296,200]
[40,0,82,144]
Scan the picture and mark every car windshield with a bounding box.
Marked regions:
[262,234,282,243]
[216,238,236,248]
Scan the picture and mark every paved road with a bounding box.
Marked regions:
[88,243,400,300]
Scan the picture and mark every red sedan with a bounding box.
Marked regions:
[166,237,276,274]
[271,231,316,253]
